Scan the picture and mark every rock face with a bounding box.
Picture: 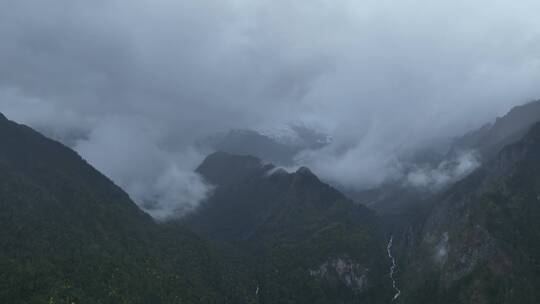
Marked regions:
[184,151,393,304]
[399,121,540,304]
[309,256,370,292]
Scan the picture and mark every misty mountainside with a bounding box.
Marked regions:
[0,113,258,304]
[197,126,329,166]
[183,151,393,304]
[454,99,540,160]
[5,97,540,304]
[352,100,540,227]
[395,119,540,304]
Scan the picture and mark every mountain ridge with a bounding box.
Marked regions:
[185,151,393,303]
[398,118,540,304]
[0,113,257,304]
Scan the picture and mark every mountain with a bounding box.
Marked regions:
[352,100,540,225]
[397,119,540,304]
[6,97,540,304]
[0,113,256,304]
[197,126,329,166]
[183,151,392,304]
[454,99,540,160]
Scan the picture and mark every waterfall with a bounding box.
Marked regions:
[387,236,401,301]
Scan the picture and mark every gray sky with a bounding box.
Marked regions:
[1,0,540,217]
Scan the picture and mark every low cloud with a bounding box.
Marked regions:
[405,151,480,190]
[1,0,540,217]
[74,116,212,219]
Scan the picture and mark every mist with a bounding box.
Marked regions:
[1,0,540,217]
[405,150,480,190]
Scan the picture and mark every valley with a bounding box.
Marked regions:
[2,100,540,303]
[2,2,540,302]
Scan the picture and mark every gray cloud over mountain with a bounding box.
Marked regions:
[1,0,540,216]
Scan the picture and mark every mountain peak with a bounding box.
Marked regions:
[198,151,266,170]
[196,151,273,185]
[294,166,320,183]
[454,99,540,160]
[184,151,385,303]
[0,112,7,121]
[296,166,313,175]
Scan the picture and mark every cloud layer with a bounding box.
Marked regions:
[1,0,540,216]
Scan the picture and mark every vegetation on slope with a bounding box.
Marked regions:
[0,113,257,304]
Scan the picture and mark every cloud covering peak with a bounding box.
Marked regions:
[1,0,540,217]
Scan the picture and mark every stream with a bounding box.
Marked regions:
[387,235,401,301]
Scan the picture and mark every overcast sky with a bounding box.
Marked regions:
[1,0,540,218]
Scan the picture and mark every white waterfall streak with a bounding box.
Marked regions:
[387,236,401,301]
